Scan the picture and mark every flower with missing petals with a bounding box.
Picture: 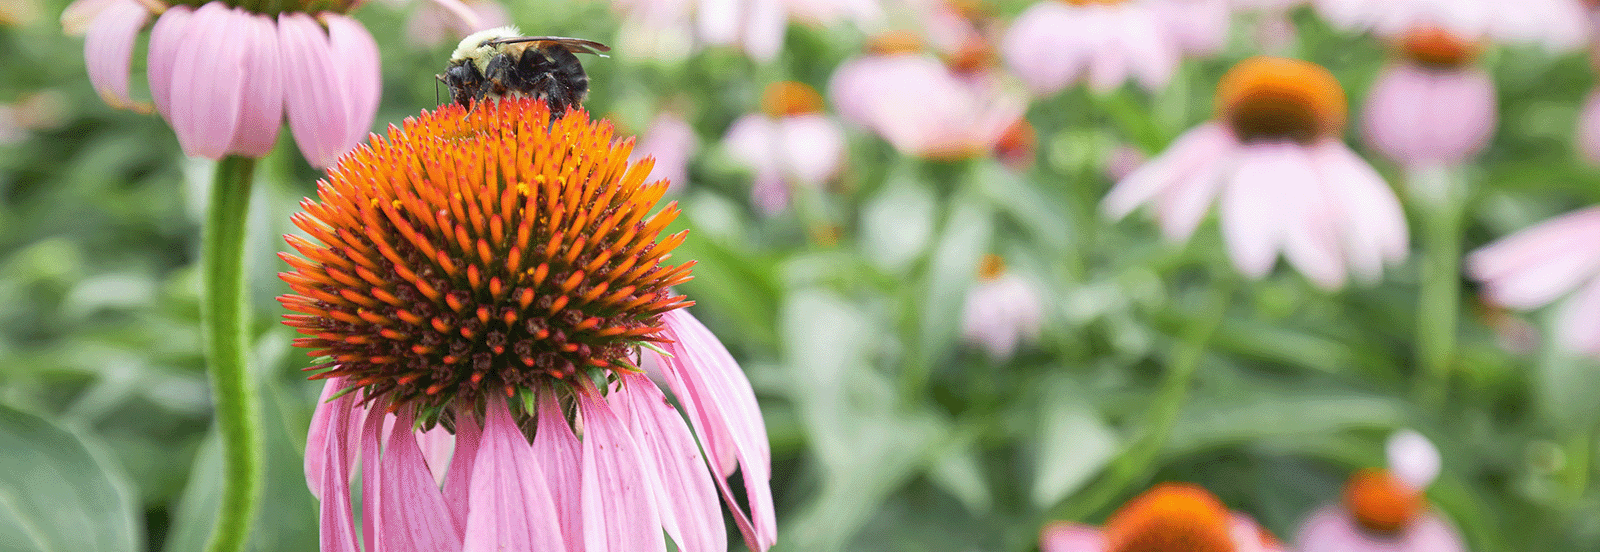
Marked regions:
[281,98,775,551]
[1103,57,1409,289]
[1363,26,1494,168]
[1296,430,1464,552]
[1042,483,1285,552]
[1467,206,1600,356]
[66,0,383,167]
[724,81,846,215]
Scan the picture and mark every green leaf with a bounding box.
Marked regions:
[1031,395,1118,509]
[0,404,141,552]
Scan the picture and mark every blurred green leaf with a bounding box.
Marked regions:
[0,404,141,552]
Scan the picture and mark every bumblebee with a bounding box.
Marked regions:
[439,26,610,116]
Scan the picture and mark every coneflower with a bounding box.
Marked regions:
[1042,483,1285,552]
[281,97,775,551]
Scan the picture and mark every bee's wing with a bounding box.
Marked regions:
[486,36,612,57]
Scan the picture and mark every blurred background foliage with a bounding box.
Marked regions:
[3,0,1600,550]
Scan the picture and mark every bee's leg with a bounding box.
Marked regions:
[483,54,517,104]
[531,73,574,118]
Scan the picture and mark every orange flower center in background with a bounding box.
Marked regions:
[868,30,925,55]
[1344,468,1425,534]
[978,254,1007,281]
[1216,56,1347,145]
[1398,26,1480,69]
[947,37,999,74]
[994,118,1037,167]
[761,81,825,118]
[1104,483,1237,552]
[279,98,693,415]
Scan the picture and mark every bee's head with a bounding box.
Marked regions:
[450,25,523,71]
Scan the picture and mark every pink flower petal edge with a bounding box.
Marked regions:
[462,397,569,552]
[226,11,285,156]
[1039,522,1104,552]
[619,372,727,551]
[659,308,777,550]
[167,2,248,159]
[577,387,667,552]
[83,0,149,110]
[146,4,194,120]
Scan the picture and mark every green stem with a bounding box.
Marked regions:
[201,156,262,552]
[1048,277,1231,522]
[1413,166,1465,410]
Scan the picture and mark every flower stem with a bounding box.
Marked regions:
[1049,277,1230,522]
[1412,166,1465,409]
[201,156,263,552]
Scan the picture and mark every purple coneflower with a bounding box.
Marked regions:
[1042,483,1284,552]
[1363,26,1494,169]
[1467,206,1600,356]
[66,0,381,167]
[1296,430,1465,552]
[961,255,1044,361]
[1001,0,1224,95]
[1103,56,1409,290]
[830,32,1026,159]
[610,0,882,61]
[724,81,846,215]
[280,98,775,551]
[404,0,507,47]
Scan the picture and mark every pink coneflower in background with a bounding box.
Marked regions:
[404,0,507,47]
[67,0,382,167]
[830,32,1026,159]
[1577,87,1600,163]
[1103,56,1409,290]
[1363,26,1495,169]
[631,111,698,194]
[1467,206,1600,356]
[609,0,883,61]
[724,81,845,215]
[281,98,775,551]
[961,254,1044,361]
[1001,0,1224,95]
[1296,430,1465,552]
[1314,0,1586,50]
[1041,483,1285,552]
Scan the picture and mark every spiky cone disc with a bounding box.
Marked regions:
[278,97,693,418]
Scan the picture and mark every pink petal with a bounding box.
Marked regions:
[325,14,380,155]
[415,423,456,488]
[1555,276,1600,355]
[577,388,667,552]
[61,0,120,36]
[1402,513,1468,552]
[226,11,284,157]
[533,390,583,544]
[421,0,485,39]
[277,12,351,168]
[146,4,194,120]
[776,114,845,186]
[659,308,776,550]
[83,0,149,110]
[618,372,727,552]
[1039,522,1104,552]
[462,397,568,552]
[740,0,786,61]
[168,2,249,159]
[697,0,741,45]
[1102,122,1233,224]
[309,380,360,552]
[441,411,482,535]
[1277,146,1347,289]
[724,114,781,176]
[1386,429,1441,491]
[1000,3,1088,95]
[1469,207,1600,309]
[363,408,463,551]
[1292,505,1368,552]
[1579,89,1600,163]
[1220,142,1295,279]
[631,113,696,192]
[1364,64,1494,167]
[1117,5,1178,92]
[1311,141,1409,283]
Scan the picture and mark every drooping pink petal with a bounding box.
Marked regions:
[1152,147,1229,242]
[1278,148,1347,289]
[740,0,787,61]
[618,372,727,552]
[1555,276,1600,355]
[1102,122,1234,226]
[659,308,776,550]
[1292,505,1366,552]
[168,2,248,159]
[441,410,482,535]
[962,273,1045,361]
[1402,514,1468,552]
[1230,513,1273,552]
[1364,64,1494,168]
[1468,207,1600,309]
[697,0,742,45]
[533,390,583,544]
[462,397,568,552]
[278,12,352,168]
[309,380,360,552]
[1039,522,1105,552]
[226,11,284,157]
[358,402,386,552]
[325,14,380,155]
[631,112,697,192]
[724,114,781,179]
[577,388,667,552]
[1386,429,1441,491]
[147,4,195,119]
[1161,0,1231,56]
[364,408,464,552]
[1220,142,1295,279]
[1579,89,1600,164]
[1001,2,1089,95]
[83,0,149,110]
[1311,141,1409,284]
[1116,5,1178,92]
[415,423,456,486]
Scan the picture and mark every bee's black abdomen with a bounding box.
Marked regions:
[516,47,589,116]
